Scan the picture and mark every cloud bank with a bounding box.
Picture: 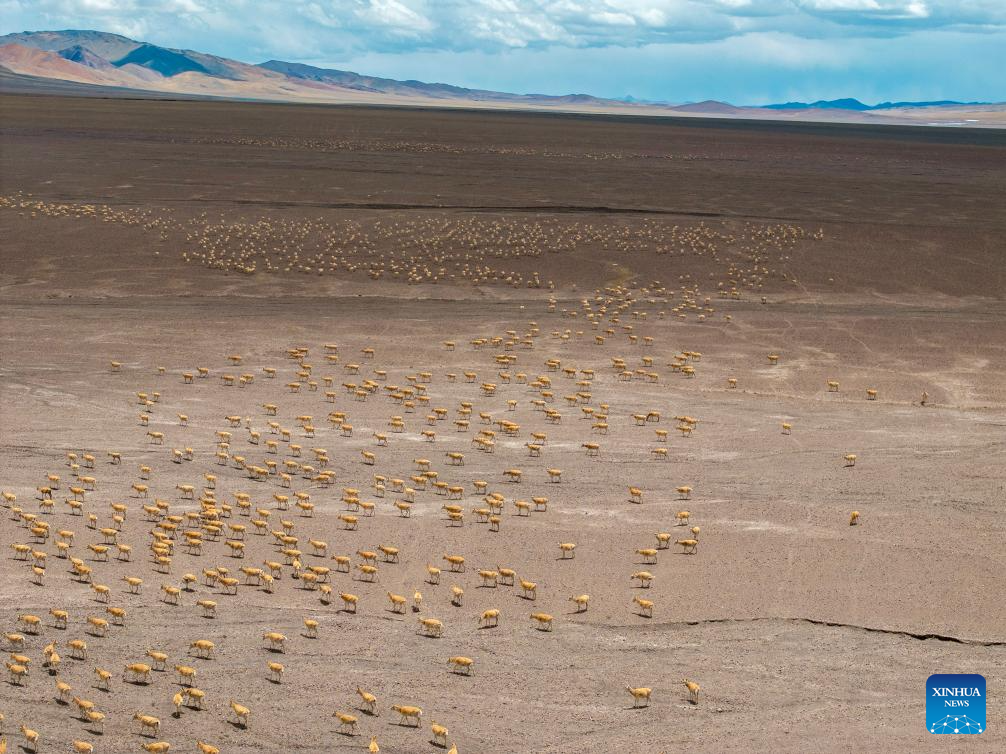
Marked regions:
[3,1,1004,103]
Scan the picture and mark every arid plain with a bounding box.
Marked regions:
[1,95,1004,753]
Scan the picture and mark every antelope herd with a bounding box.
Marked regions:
[2,192,822,292]
[0,246,921,752]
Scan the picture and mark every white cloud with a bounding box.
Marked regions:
[357,0,434,34]
[800,0,882,9]
[78,0,130,11]
[795,0,1006,26]
[589,11,637,26]
[7,1,1004,59]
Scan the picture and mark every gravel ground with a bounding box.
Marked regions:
[1,94,1003,754]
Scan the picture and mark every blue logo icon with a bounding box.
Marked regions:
[927,674,985,734]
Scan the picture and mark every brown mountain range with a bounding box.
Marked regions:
[1,30,1003,127]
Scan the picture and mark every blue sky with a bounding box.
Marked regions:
[2,1,1004,104]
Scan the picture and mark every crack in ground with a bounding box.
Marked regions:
[611,616,1005,646]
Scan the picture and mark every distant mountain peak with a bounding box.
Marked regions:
[2,29,142,61]
[258,59,481,98]
[761,97,990,111]
[764,98,869,111]
[870,99,986,110]
[113,43,210,77]
[57,44,113,70]
[671,100,742,114]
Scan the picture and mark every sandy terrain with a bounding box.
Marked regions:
[0,94,1004,753]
